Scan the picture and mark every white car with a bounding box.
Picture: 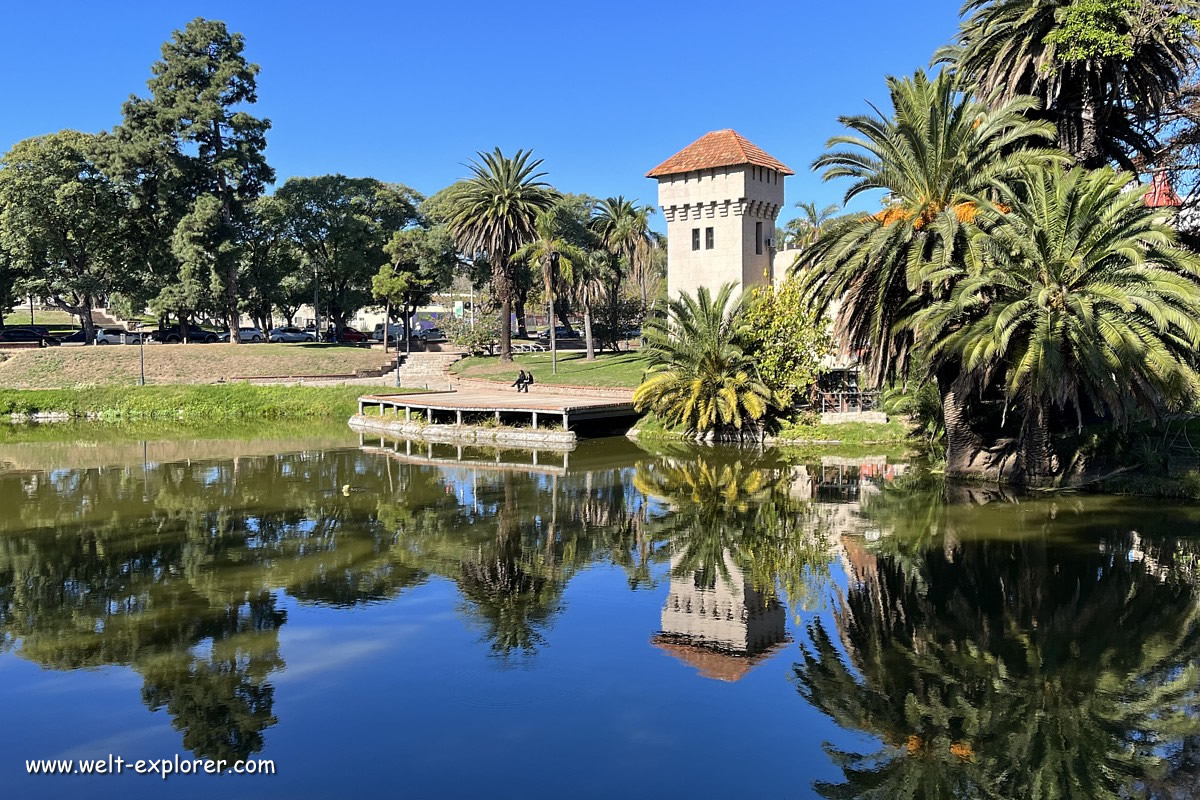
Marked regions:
[268,326,316,343]
[95,328,143,345]
[219,327,265,343]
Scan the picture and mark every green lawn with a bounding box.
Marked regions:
[451,351,650,389]
[775,419,914,444]
[0,343,394,388]
[3,310,80,332]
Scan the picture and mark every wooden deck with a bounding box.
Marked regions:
[358,387,636,430]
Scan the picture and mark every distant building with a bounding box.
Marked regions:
[647,130,793,300]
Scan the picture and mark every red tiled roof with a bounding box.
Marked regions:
[646,129,794,178]
[1146,172,1182,208]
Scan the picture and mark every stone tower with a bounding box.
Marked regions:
[647,129,792,301]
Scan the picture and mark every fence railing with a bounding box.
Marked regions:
[816,390,881,414]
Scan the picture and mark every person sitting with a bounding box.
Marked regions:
[512,370,528,392]
[523,371,535,393]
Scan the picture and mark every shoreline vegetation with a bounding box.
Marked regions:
[0,385,408,422]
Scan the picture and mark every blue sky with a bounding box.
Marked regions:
[2,0,963,229]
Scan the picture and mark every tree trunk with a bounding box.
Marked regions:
[554,297,573,334]
[407,298,417,355]
[499,296,513,362]
[1020,403,1057,484]
[78,295,95,346]
[384,298,391,354]
[544,260,558,374]
[939,365,982,477]
[514,294,528,339]
[583,303,595,361]
[1071,67,1106,169]
[181,311,191,345]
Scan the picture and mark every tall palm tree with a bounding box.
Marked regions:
[794,68,1061,405]
[591,196,657,308]
[574,249,616,361]
[913,165,1200,480]
[447,148,556,361]
[939,0,1197,169]
[634,283,772,438]
[514,206,587,374]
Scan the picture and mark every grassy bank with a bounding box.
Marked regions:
[0,343,393,388]
[631,413,914,447]
[775,418,914,445]
[0,384,405,422]
[451,351,648,388]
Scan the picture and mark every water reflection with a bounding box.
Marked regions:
[795,482,1200,799]
[1,432,1198,799]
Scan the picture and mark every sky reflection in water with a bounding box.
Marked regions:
[0,430,1198,799]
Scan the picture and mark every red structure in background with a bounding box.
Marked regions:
[1145,172,1182,208]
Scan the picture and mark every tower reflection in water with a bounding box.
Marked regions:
[653,550,788,682]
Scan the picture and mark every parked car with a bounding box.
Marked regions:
[372,322,405,342]
[0,328,59,347]
[218,327,265,343]
[416,327,446,342]
[58,329,91,345]
[95,328,143,345]
[268,326,316,343]
[148,325,219,344]
[322,326,369,343]
[536,326,580,340]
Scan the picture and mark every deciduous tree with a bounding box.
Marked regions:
[276,175,420,335]
[0,131,127,343]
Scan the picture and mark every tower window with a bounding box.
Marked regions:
[755,221,763,255]
[692,228,700,251]
[705,227,714,250]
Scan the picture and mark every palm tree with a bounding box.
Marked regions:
[634,283,773,438]
[514,206,587,374]
[795,69,1063,390]
[782,201,840,249]
[574,249,616,361]
[939,0,1196,169]
[913,165,1200,481]
[447,148,556,361]
[591,196,657,308]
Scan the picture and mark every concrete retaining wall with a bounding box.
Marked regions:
[820,411,889,425]
[349,414,577,447]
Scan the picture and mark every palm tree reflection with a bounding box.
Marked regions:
[794,487,1200,799]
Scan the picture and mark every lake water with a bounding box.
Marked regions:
[1,427,1199,799]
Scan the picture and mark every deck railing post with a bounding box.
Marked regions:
[358,399,364,416]
[456,410,463,425]
[532,412,538,430]
[405,406,411,421]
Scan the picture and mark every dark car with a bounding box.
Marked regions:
[149,325,219,344]
[536,326,580,340]
[323,326,369,343]
[58,329,91,345]
[0,328,59,347]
